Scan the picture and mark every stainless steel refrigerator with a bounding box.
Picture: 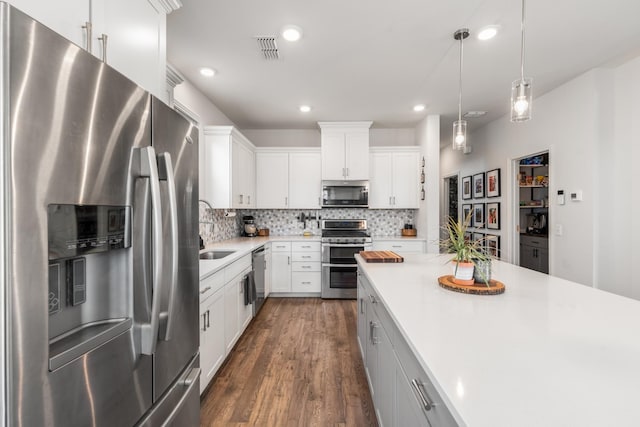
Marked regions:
[0,3,200,426]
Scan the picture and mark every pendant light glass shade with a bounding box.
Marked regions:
[510,77,532,121]
[452,120,467,150]
[452,28,469,150]
[511,0,532,122]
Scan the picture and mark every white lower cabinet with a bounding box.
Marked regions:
[271,241,321,295]
[200,254,254,394]
[199,287,224,395]
[358,270,457,427]
[271,242,292,292]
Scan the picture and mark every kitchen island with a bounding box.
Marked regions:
[356,253,640,427]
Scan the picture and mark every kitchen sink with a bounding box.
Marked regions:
[199,250,235,260]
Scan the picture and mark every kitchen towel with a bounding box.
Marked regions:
[244,271,256,305]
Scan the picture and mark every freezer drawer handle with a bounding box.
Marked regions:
[139,147,163,355]
[158,152,179,342]
[163,367,201,426]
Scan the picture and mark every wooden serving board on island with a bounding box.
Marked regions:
[359,250,404,263]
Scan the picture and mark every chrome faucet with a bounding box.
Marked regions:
[198,200,215,226]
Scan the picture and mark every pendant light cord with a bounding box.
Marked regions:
[520,0,526,81]
[458,35,463,122]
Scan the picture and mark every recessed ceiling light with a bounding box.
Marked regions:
[463,111,487,118]
[281,25,303,42]
[477,26,499,41]
[299,105,311,113]
[199,67,216,77]
[413,104,426,112]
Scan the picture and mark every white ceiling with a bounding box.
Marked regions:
[167,0,640,140]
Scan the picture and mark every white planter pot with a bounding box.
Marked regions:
[452,261,475,285]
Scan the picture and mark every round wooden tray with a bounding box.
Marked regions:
[438,275,505,295]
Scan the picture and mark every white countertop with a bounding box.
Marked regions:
[370,235,427,241]
[199,235,321,280]
[356,253,640,427]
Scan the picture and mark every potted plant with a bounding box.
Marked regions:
[440,213,490,286]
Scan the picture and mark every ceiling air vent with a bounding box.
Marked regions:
[255,36,279,60]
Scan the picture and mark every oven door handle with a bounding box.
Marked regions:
[322,264,359,268]
[321,243,372,248]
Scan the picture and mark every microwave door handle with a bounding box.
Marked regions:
[139,147,163,355]
[157,152,179,341]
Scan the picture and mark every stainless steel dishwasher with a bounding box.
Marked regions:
[252,246,266,316]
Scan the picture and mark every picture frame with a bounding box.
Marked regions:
[473,172,485,199]
[462,176,472,200]
[486,168,501,198]
[486,202,500,230]
[485,234,501,258]
[462,204,472,226]
[473,203,485,228]
[472,232,484,243]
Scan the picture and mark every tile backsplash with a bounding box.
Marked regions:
[199,207,416,245]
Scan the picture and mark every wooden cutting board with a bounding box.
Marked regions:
[359,251,404,263]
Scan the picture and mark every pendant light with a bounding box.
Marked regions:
[452,28,469,151]
[511,0,532,122]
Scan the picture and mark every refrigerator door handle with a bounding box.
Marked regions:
[158,152,179,341]
[139,147,163,355]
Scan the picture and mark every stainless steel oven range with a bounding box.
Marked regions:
[321,219,372,299]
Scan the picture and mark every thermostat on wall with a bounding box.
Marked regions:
[570,190,583,201]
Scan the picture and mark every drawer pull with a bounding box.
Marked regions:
[301,245,311,248]
[302,255,311,259]
[411,379,434,412]
[302,265,311,269]
[302,281,311,285]
[199,286,212,294]
[392,245,402,248]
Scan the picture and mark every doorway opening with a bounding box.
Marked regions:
[443,174,459,240]
[515,151,549,274]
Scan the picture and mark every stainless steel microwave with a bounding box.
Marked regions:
[321,180,369,208]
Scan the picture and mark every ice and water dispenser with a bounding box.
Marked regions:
[47,204,132,370]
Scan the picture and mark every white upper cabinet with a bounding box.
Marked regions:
[289,151,321,208]
[7,0,170,101]
[202,126,256,209]
[319,121,372,181]
[93,0,167,99]
[256,152,289,208]
[255,149,321,209]
[369,148,420,209]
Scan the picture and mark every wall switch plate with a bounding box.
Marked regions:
[557,190,565,205]
[555,224,563,236]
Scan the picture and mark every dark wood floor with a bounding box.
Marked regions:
[200,297,378,426]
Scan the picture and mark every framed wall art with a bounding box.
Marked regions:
[485,234,501,258]
[473,203,485,228]
[486,168,501,198]
[472,232,484,242]
[462,176,472,200]
[486,202,500,230]
[473,173,485,199]
[462,204,472,226]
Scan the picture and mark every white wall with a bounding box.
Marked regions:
[441,54,640,299]
[173,79,235,125]
[415,115,440,252]
[242,128,416,147]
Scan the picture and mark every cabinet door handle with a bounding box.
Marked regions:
[82,21,92,52]
[301,281,311,285]
[369,294,377,304]
[392,245,402,248]
[202,313,207,331]
[318,197,321,206]
[411,379,434,412]
[206,310,210,328]
[301,245,311,248]
[247,195,251,205]
[239,194,244,204]
[288,256,290,265]
[98,33,108,63]
[370,321,379,345]
[393,196,396,205]
[302,265,311,269]
[200,286,212,294]
[302,255,311,259]
[369,320,374,345]
[360,298,364,314]
[285,196,288,206]
[346,167,349,177]
[389,196,393,205]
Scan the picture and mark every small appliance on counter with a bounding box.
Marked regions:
[243,215,257,237]
[401,223,417,237]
